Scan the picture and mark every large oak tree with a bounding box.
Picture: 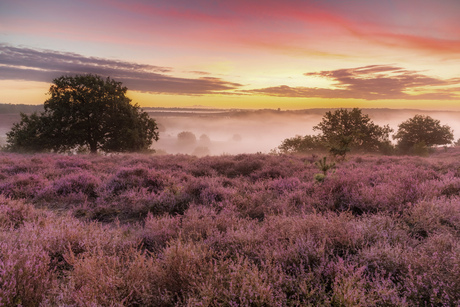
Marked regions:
[6,75,159,153]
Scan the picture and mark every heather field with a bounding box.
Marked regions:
[1,151,460,306]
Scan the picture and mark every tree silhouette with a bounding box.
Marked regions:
[313,108,393,157]
[6,75,159,153]
[393,115,453,153]
[278,135,325,154]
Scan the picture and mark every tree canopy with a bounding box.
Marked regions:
[278,108,393,158]
[313,108,393,157]
[177,131,197,145]
[278,135,325,154]
[6,75,159,153]
[393,114,453,153]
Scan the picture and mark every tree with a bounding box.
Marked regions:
[393,115,453,153]
[5,112,49,152]
[6,75,159,153]
[177,131,197,146]
[454,138,460,147]
[313,108,393,157]
[278,135,325,154]
[192,146,211,157]
[199,134,211,145]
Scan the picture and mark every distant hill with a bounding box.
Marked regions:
[0,104,44,114]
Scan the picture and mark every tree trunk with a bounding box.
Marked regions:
[90,142,97,154]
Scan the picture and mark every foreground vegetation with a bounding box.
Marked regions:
[1,151,460,306]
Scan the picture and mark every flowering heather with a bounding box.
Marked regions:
[1,150,460,305]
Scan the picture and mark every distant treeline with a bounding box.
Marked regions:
[0,104,44,114]
[146,107,456,118]
[143,107,226,112]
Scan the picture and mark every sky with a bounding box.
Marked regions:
[1,0,460,110]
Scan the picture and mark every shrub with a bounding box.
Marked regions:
[105,167,169,195]
[0,241,54,306]
[0,196,37,229]
[51,172,100,198]
[0,173,47,200]
[58,246,160,306]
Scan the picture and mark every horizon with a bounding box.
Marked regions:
[1,0,460,110]
[4,102,460,113]
[2,104,460,155]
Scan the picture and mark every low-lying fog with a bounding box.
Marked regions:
[153,110,322,155]
[1,109,460,155]
[151,109,460,155]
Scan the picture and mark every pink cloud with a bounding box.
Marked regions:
[245,65,460,100]
[2,0,460,58]
[369,32,460,55]
[154,0,460,57]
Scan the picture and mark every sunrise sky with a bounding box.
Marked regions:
[1,0,460,109]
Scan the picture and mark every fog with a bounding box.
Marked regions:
[1,109,460,154]
[152,110,320,155]
[151,109,460,155]
[0,114,21,147]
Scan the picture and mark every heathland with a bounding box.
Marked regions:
[1,150,460,305]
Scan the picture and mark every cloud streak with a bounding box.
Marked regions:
[3,0,460,64]
[104,0,460,57]
[245,65,460,100]
[0,45,241,95]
